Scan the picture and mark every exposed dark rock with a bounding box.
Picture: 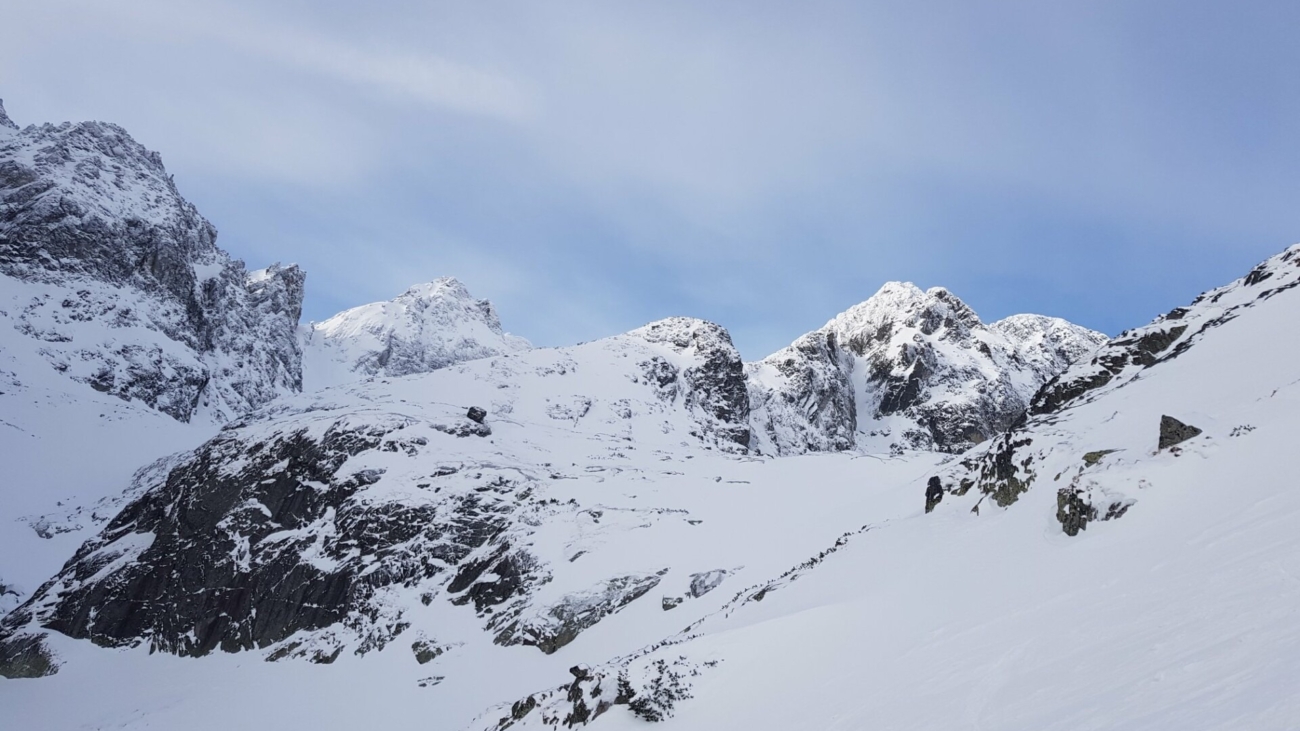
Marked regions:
[493,571,666,654]
[687,569,729,598]
[1082,450,1118,466]
[0,410,531,662]
[632,318,751,449]
[925,476,943,513]
[510,695,538,720]
[0,632,58,678]
[955,434,1036,507]
[466,406,487,424]
[1159,415,1202,450]
[412,638,445,665]
[1057,487,1133,536]
[661,596,684,611]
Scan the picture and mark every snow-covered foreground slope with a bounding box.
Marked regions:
[302,277,530,391]
[3,246,1300,731]
[471,244,1300,730]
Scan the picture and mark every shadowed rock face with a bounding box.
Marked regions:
[0,408,521,662]
[0,105,304,422]
[1158,415,1202,450]
[632,317,751,449]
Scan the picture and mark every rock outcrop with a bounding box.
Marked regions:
[1158,415,1202,450]
[0,313,757,674]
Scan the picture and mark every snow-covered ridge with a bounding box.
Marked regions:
[938,242,1300,529]
[748,281,1107,455]
[302,277,530,391]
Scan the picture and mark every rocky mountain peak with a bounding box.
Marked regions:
[827,281,984,355]
[302,277,530,391]
[0,107,305,422]
[630,317,737,358]
[748,283,1107,455]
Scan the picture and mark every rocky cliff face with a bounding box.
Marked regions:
[748,283,1107,455]
[0,102,304,422]
[302,277,529,391]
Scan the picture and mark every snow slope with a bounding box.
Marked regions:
[302,277,530,391]
[464,244,1300,731]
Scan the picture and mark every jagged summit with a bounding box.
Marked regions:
[0,99,16,131]
[747,281,1107,455]
[0,106,305,422]
[302,276,531,390]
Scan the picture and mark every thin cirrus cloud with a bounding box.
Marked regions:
[2,1,1299,359]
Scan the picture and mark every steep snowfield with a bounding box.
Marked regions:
[748,282,1106,455]
[302,277,530,391]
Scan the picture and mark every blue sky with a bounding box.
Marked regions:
[3,0,1298,358]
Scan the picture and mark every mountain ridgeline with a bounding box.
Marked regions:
[0,99,1104,449]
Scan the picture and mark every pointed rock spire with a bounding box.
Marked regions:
[0,99,17,130]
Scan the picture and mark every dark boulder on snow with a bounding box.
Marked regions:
[1056,486,1133,537]
[925,476,944,513]
[466,405,487,423]
[1158,415,1202,450]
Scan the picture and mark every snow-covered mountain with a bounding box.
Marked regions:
[461,243,1300,731]
[4,243,1300,731]
[302,278,530,391]
[4,98,1299,731]
[747,282,1106,455]
[0,100,305,423]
